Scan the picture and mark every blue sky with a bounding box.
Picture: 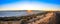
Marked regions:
[0,0,60,5]
[0,0,60,11]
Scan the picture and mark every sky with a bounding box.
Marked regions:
[0,0,60,11]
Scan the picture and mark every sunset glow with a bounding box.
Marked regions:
[27,10,32,13]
